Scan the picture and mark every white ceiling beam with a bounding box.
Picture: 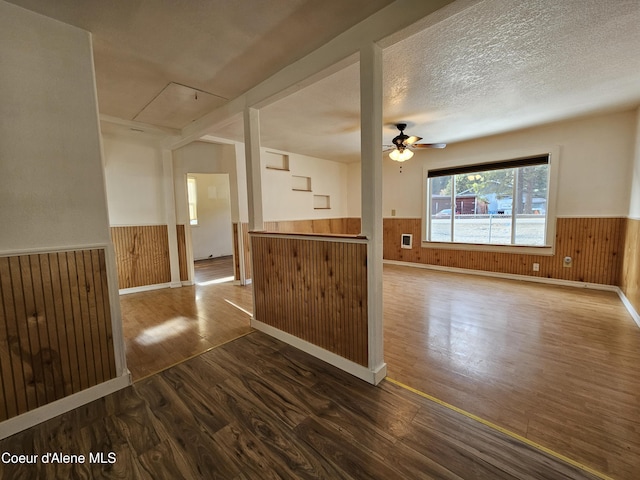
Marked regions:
[99,114,179,137]
[165,0,462,150]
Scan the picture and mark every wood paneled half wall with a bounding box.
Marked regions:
[621,218,640,314]
[251,233,368,366]
[176,224,189,282]
[233,222,252,282]
[383,217,625,286]
[263,218,361,235]
[0,249,116,422]
[233,218,362,282]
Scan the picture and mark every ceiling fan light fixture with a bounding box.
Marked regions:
[389,148,414,162]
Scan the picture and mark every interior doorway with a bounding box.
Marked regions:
[120,172,250,380]
[187,173,235,285]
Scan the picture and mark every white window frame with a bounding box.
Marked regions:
[422,146,560,255]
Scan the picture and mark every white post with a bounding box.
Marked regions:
[162,149,182,287]
[243,107,264,231]
[360,42,386,384]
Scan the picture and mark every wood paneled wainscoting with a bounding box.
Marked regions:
[111,225,171,289]
[0,249,116,422]
[233,218,362,282]
[383,217,625,285]
[111,225,190,289]
[250,233,369,368]
[263,218,361,235]
[621,217,640,315]
[233,222,252,282]
[176,224,189,282]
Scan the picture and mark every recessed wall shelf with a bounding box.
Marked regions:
[264,151,289,171]
[313,194,331,210]
[292,175,312,192]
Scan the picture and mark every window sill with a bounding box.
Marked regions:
[421,241,554,256]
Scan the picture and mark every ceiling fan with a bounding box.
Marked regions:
[383,123,446,162]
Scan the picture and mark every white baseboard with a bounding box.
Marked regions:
[120,279,244,293]
[617,289,640,328]
[0,372,131,440]
[251,319,386,385]
[119,283,171,295]
[383,259,618,291]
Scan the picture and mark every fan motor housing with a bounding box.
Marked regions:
[392,123,409,149]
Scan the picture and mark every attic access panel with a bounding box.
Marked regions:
[134,82,227,129]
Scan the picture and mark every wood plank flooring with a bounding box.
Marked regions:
[116,260,639,478]
[383,264,640,480]
[0,332,602,480]
[194,256,235,284]
[120,280,253,380]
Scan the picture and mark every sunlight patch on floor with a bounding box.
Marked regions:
[134,317,191,346]
[224,298,253,317]
[196,275,235,286]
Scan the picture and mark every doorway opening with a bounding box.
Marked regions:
[186,173,235,285]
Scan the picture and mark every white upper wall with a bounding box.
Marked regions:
[347,162,362,218]
[101,109,636,226]
[173,141,243,224]
[262,150,349,221]
[101,133,351,229]
[381,109,636,218]
[174,141,350,224]
[102,132,165,225]
[0,2,110,252]
[190,173,233,260]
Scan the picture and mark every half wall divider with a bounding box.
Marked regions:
[250,232,376,381]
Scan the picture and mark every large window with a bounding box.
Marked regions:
[426,155,550,247]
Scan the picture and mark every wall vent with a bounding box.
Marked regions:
[401,233,413,249]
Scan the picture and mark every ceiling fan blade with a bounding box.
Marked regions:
[404,135,422,145]
[382,146,395,152]
[412,143,447,149]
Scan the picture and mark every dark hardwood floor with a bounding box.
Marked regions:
[111,261,639,478]
[0,332,602,480]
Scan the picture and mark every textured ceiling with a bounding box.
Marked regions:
[382,0,640,144]
[7,0,640,162]
[208,0,640,162]
[250,0,640,161]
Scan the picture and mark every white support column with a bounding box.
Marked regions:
[360,42,386,383]
[243,107,264,231]
[162,149,182,287]
[104,243,128,377]
[233,142,249,285]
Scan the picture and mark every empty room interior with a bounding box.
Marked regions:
[1,0,640,478]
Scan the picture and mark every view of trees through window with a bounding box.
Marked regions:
[427,158,549,246]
